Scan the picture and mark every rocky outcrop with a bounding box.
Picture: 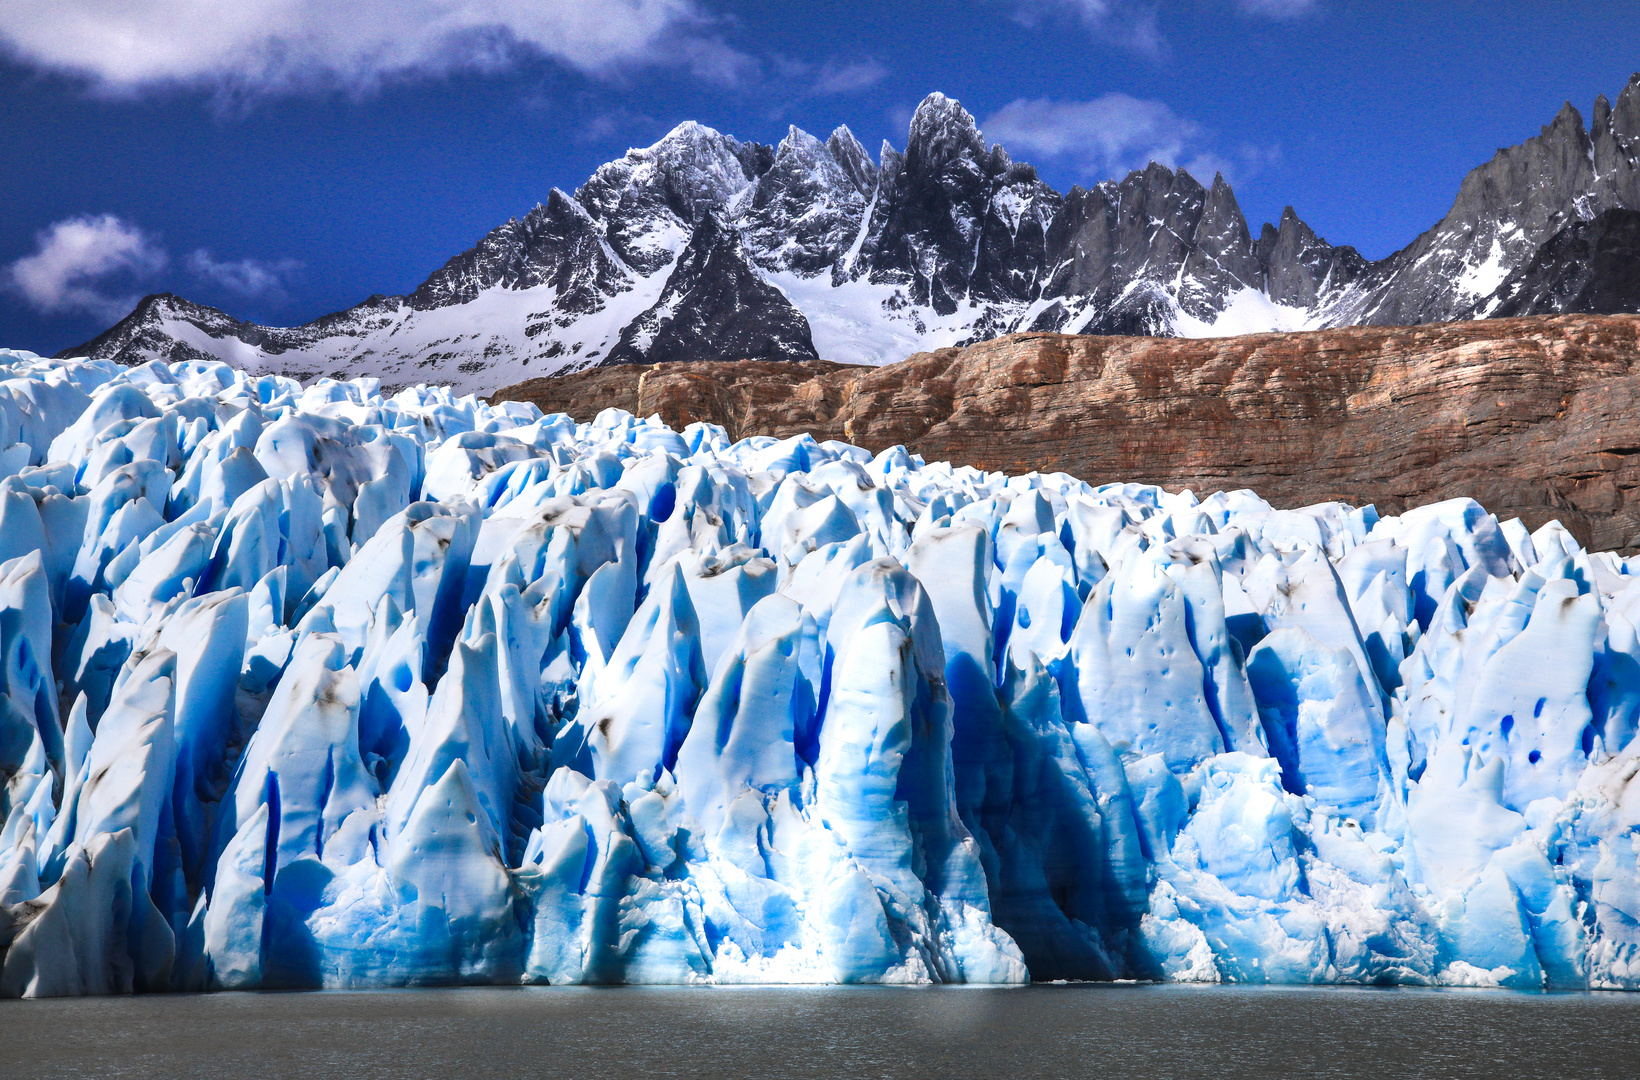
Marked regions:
[497,314,1640,551]
[1489,209,1640,318]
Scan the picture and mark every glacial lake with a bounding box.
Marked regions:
[1,984,1637,1079]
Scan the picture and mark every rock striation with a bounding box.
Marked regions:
[496,314,1640,552]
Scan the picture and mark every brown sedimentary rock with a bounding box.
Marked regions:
[495,314,1640,551]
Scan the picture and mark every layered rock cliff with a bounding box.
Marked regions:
[496,314,1640,551]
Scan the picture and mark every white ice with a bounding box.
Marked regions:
[0,347,1637,996]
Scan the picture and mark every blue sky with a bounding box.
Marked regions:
[1,0,1635,355]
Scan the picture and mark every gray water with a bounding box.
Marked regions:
[1,985,1637,1080]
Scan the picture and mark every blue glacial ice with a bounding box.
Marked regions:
[3,348,1640,994]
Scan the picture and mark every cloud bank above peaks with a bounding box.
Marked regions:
[186,251,304,302]
[0,0,752,97]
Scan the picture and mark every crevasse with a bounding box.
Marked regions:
[0,347,1638,995]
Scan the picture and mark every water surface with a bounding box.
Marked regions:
[2,984,1636,1080]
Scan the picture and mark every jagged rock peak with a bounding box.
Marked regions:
[1614,73,1640,138]
[58,73,1640,396]
[1255,206,1366,308]
[1439,97,1596,236]
[825,125,878,195]
[904,92,987,175]
[738,124,874,276]
[767,124,847,178]
[648,119,776,177]
[1120,160,1208,201]
[572,119,775,277]
[403,186,632,312]
[577,119,774,226]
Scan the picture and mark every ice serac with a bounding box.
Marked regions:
[11,348,1640,994]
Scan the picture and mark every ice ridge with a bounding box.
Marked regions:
[1,347,1640,994]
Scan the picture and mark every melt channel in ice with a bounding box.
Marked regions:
[2,347,1640,996]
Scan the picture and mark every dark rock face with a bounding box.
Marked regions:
[607,214,817,366]
[738,126,873,277]
[407,189,630,314]
[574,121,775,276]
[63,76,1640,396]
[847,93,1060,316]
[1490,209,1640,317]
[1036,163,1276,335]
[825,126,879,199]
[1255,208,1369,308]
[496,315,1640,552]
[1326,78,1640,329]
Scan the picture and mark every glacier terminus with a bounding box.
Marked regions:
[2,348,1640,995]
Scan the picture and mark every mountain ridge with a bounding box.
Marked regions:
[65,77,1640,394]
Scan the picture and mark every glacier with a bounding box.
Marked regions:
[2,347,1640,996]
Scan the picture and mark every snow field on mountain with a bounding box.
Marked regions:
[2,348,1640,995]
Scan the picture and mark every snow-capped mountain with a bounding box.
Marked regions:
[69,77,1640,395]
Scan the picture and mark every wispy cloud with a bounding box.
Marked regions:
[1009,0,1318,54]
[981,94,1274,184]
[577,108,663,145]
[811,60,889,96]
[187,250,301,301]
[6,214,167,321]
[0,0,756,99]
[765,54,890,100]
[1008,0,1165,54]
[1235,0,1318,18]
[5,214,302,324]
[885,102,918,138]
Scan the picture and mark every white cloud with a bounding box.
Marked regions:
[7,214,167,321]
[1010,0,1316,52]
[1009,0,1164,53]
[812,60,889,96]
[670,34,761,89]
[983,95,1205,179]
[576,108,662,145]
[765,54,889,99]
[187,250,301,300]
[983,95,1282,187]
[0,0,752,96]
[5,215,302,324]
